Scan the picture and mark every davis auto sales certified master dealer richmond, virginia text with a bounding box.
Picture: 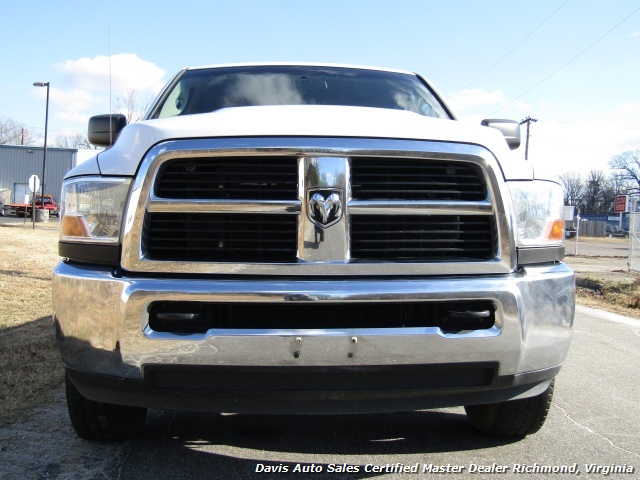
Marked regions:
[254,462,635,475]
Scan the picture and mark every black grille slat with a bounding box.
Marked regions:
[351,215,494,260]
[351,158,486,201]
[147,213,297,262]
[156,157,298,200]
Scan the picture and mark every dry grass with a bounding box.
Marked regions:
[0,223,63,425]
[576,276,640,319]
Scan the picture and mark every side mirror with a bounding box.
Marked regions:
[88,114,127,147]
[481,119,521,150]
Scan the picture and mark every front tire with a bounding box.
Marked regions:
[464,380,554,436]
[65,373,147,441]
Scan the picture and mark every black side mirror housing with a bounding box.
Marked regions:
[481,119,521,150]
[88,114,127,147]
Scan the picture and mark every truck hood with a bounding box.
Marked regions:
[91,105,533,179]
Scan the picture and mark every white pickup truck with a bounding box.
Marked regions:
[53,63,574,441]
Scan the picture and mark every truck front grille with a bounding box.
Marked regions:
[147,213,297,262]
[351,158,485,200]
[155,157,298,200]
[351,215,494,260]
[127,138,509,275]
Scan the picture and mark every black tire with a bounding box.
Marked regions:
[65,373,147,441]
[464,379,554,437]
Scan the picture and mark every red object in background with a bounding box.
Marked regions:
[614,195,627,213]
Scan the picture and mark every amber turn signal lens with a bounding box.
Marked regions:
[61,215,90,238]
[548,219,564,241]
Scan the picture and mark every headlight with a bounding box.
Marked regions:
[508,180,564,247]
[60,177,131,244]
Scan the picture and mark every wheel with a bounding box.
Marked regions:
[65,372,147,441]
[464,379,554,436]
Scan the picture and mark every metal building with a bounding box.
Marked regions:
[0,145,77,205]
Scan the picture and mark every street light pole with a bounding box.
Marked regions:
[33,82,49,221]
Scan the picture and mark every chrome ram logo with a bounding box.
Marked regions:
[307,189,343,228]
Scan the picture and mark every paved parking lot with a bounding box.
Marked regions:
[565,237,630,258]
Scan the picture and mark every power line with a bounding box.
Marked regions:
[454,0,569,94]
[487,5,640,117]
[536,119,640,130]
[531,134,618,157]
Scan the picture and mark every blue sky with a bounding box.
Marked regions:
[2,0,640,175]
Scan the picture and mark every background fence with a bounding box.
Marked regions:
[629,198,640,272]
[565,218,630,260]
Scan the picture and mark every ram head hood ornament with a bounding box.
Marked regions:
[307,189,343,228]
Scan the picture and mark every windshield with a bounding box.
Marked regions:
[152,66,451,120]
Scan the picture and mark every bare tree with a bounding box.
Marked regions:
[609,171,634,196]
[558,171,584,207]
[112,89,153,123]
[581,170,616,214]
[0,115,39,145]
[609,149,640,194]
[54,132,97,149]
[560,169,629,215]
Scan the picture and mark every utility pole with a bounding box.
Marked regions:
[33,82,50,217]
[520,116,538,160]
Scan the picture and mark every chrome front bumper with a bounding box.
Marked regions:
[54,261,574,386]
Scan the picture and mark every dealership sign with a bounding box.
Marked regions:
[614,195,628,213]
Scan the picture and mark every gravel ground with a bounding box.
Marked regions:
[0,389,127,479]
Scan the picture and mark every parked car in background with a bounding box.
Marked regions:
[606,225,629,238]
[9,194,60,218]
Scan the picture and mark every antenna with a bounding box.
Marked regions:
[108,0,113,145]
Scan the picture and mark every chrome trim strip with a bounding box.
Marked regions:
[148,198,301,214]
[348,199,494,216]
[121,137,516,276]
[143,325,503,340]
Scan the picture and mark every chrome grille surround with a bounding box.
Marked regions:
[121,137,515,275]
